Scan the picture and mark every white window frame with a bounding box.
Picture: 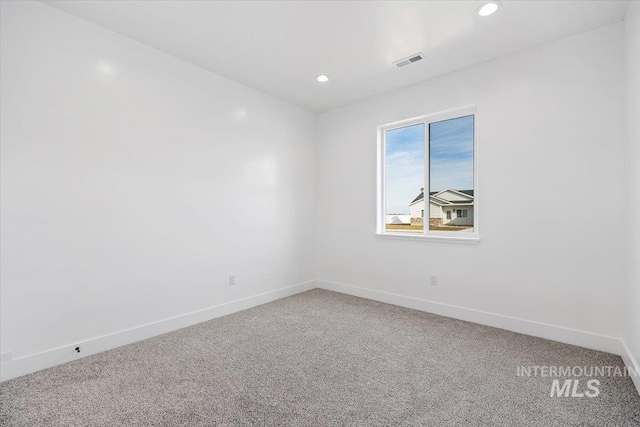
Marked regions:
[376,105,479,243]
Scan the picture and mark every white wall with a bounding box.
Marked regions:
[1,0,636,384]
[624,1,640,379]
[0,1,316,379]
[317,23,627,346]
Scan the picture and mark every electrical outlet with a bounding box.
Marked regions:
[229,275,236,286]
[1,352,12,363]
[430,275,438,286]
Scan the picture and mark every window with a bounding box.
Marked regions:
[377,106,477,240]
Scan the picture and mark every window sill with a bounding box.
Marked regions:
[374,232,480,244]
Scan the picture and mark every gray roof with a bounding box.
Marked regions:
[412,189,473,204]
[410,191,425,204]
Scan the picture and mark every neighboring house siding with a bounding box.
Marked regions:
[408,189,474,228]
[409,202,423,219]
[446,206,474,226]
[411,200,446,221]
[429,202,443,220]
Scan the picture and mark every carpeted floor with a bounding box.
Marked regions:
[1,289,639,426]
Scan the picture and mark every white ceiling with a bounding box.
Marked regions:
[42,0,629,114]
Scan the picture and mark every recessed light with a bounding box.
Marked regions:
[316,74,329,83]
[477,1,500,17]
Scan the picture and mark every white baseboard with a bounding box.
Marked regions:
[621,340,640,396]
[315,280,625,356]
[0,280,315,382]
[4,279,638,398]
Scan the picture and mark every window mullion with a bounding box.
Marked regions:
[423,120,429,236]
[379,128,385,234]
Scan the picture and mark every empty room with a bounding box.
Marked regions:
[1,0,640,425]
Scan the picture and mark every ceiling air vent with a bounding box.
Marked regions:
[394,53,424,68]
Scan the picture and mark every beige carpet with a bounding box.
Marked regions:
[1,289,639,426]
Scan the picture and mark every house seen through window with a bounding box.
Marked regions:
[379,108,476,239]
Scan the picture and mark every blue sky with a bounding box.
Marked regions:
[385,124,424,214]
[385,115,473,214]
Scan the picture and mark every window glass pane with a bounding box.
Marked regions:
[429,115,474,232]
[385,123,425,233]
